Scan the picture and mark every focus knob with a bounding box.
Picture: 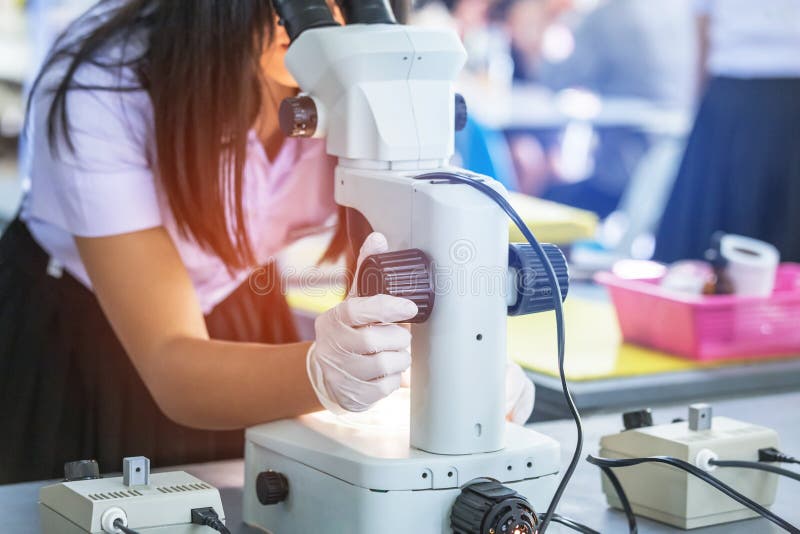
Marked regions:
[357,248,435,323]
[451,479,538,534]
[279,96,318,138]
[64,459,100,481]
[508,243,569,316]
[455,93,468,132]
[256,471,289,505]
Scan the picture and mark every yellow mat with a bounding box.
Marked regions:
[287,288,780,381]
[507,192,598,245]
[507,299,722,381]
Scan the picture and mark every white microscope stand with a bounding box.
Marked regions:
[243,7,564,532]
[243,391,560,534]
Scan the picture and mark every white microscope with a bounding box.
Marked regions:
[243,2,570,532]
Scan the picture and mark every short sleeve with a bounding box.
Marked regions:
[27,60,162,237]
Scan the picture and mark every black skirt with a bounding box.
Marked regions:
[654,76,800,263]
[0,218,299,484]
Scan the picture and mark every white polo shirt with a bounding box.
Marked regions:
[21,35,337,314]
[695,0,800,78]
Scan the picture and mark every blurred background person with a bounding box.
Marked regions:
[414,0,511,84]
[654,0,800,263]
[502,0,573,196]
[413,0,519,188]
[506,0,574,84]
[535,0,695,107]
[507,0,696,218]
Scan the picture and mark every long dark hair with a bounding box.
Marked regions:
[31,0,275,269]
[31,0,408,272]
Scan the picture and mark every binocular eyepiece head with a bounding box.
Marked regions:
[272,0,397,42]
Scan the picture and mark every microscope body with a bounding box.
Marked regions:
[336,165,509,455]
[283,19,512,455]
[244,7,563,533]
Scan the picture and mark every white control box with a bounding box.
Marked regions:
[599,410,780,529]
[40,469,225,533]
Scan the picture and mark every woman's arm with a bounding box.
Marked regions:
[76,227,321,430]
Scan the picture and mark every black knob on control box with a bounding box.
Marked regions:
[64,459,100,481]
[256,471,289,505]
[623,408,654,430]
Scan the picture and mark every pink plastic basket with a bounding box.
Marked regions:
[595,263,800,361]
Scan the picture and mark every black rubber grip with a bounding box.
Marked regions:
[273,0,339,42]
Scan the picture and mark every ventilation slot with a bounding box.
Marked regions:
[156,483,212,494]
[87,490,142,501]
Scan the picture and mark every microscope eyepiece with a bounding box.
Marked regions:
[335,0,397,25]
[272,0,339,42]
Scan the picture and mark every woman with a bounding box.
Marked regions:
[0,0,534,484]
[655,0,800,262]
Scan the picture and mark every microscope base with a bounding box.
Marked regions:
[242,394,560,534]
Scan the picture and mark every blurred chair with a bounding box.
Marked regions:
[606,136,686,259]
[455,115,519,189]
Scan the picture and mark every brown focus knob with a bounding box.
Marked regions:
[279,96,318,137]
[256,471,289,505]
[357,248,435,323]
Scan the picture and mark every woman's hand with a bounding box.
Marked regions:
[307,233,418,413]
[506,361,535,425]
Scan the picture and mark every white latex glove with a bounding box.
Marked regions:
[506,361,535,425]
[307,233,419,413]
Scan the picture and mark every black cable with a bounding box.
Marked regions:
[550,513,601,534]
[113,518,141,534]
[710,459,800,483]
[191,507,231,534]
[760,447,800,465]
[417,172,581,534]
[586,455,800,534]
[206,517,231,534]
[192,506,231,534]
[597,465,638,534]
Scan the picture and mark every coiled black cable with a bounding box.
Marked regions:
[587,455,800,534]
[596,464,638,534]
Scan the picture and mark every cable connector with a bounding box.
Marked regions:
[191,507,231,534]
[695,449,719,472]
[759,447,799,464]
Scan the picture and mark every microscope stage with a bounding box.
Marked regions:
[243,393,560,533]
[244,392,560,492]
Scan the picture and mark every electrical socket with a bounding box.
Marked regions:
[598,405,780,529]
